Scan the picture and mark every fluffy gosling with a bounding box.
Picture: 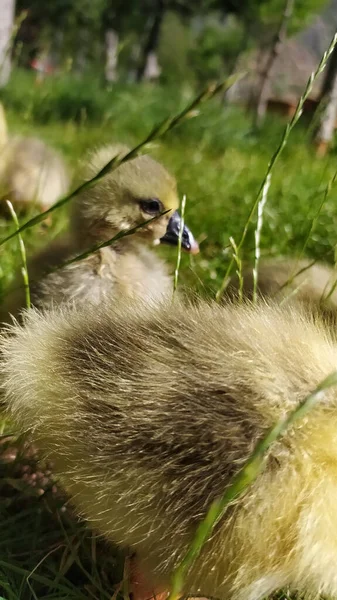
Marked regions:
[1,144,198,321]
[0,103,70,213]
[228,257,337,318]
[1,299,337,600]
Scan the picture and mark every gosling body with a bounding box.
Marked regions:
[0,104,70,212]
[1,145,198,321]
[229,257,337,317]
[2,300,337,599]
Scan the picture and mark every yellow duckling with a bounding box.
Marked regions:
[0,103,70,213]
[1,144,198,321]
[1,298,337,600]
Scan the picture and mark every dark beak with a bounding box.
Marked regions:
[160,210,199,254]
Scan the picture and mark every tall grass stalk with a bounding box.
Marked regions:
[123,556,131,600]
[0,212,172,305]
[229,236,243,301]
[216,33,337,303]
[51,212,171,272]
[167,370,337,600]
[322,240,337,303]
[278,279,309,307]
[173,195,186,297]
[321,273,337,304]
[277,169,337,300]
[0,74,243,248]
[252,173,271,303]
[299,169,337,262]
[0,559,89,599]
[5,201,30,309]
[323,238,337,303]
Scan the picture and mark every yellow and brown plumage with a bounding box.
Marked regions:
[1,144,198,322]
[1,298,337,599]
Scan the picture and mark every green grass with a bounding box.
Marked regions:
[2,83,337,300]
[0,96,337,294]
[0,434,125,599]
[2,68,337,599]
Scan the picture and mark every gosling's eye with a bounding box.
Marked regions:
[139,198,163,215]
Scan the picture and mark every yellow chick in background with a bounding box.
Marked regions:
[0,103,70,213]
[228,257,337,321]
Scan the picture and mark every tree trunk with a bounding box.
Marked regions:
[0,0,15,87]
[51,30,64,71]
[223,22,251,104]
[136,0,165,82]
[253,0,295,128]
[127,43,140,82]
[105,29,119,84]
[75,29,89,74]
[320,44,337,100]
[315,46,337,156]
[142,51,161,80]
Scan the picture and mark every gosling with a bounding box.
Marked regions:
[1,144,198,321]
[0,103,70,213]
[228,257,337,318]
[2,299,337,600]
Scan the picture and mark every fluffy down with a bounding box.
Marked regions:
[0,144,182,322]
[2,300,337,599]
[0,137,70,211]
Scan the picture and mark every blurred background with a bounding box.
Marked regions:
[1,0,337,297]
[1,0,337,302]
[1,0,337,125]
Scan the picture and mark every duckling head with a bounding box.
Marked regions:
[71,144,199,253]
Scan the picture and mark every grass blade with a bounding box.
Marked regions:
[0,74,244,248]
[0,212,171,305]
[299,169,337,262]
[229,236,243,302]
[5,200,30,309]
[252,173,271,303]
[51,211,170,272]
[272,169,337,304]
[173,194,186,297]
[216,33,337,302]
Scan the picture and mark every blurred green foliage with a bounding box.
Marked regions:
[12,0,330,86]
